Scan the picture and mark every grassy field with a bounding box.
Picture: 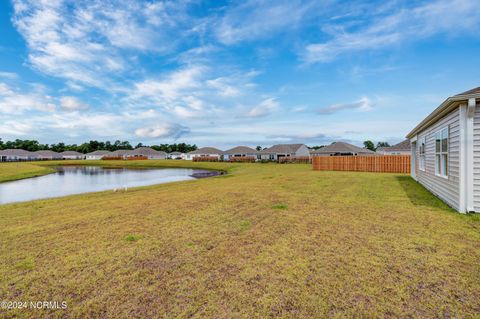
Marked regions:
[0,162,54,183]
[0,160,479,318]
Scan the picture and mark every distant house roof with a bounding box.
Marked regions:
[0,149,38,157]
[35,150,61,157]
[60,151,83,156]
[312,142,375,155]
[109,149,132,156]
[86,150,111,155]
[377,140,410,153]
[169,151,183,155]
[188,147,223,155]
[407,87,480,138]
[130,147,166,156]
[223,146,257,154]
[258,144,305,154]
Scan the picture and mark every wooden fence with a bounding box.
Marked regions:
[312,155,410,173]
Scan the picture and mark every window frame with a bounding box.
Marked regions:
[434,126,449,178]
[418,136,426,171]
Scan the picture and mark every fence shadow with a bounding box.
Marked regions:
[395,175,452,210]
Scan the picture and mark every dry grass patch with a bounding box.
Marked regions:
[0,161,479,318]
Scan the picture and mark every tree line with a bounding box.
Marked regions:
[0,139,197,154]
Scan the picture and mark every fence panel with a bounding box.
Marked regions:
[312,155,410,173]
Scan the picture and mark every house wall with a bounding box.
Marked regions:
[294,145,310,157]
[415,108,461,210]
[473,101,480,212]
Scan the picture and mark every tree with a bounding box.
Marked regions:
[256,146,262,151]
[363,140,376,151]
[376,141,390,148]
[0,138,3,150]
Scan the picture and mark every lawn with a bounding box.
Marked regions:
[0,161,479,318]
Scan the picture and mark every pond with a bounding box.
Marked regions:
[0,166,219,205]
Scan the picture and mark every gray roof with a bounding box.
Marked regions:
[188,147,223,155]
[169,151,183,155]
[258,144,305,154]
[35,150,61,157]
[455,87,480,96]
[130,147,166,156]
[0,149,38,157]
[60,151,83,156]
[312,142,375,155]
[378,140,410,152]
[86,150,111,155]
[223,146,257,155]
[109,149,132,156]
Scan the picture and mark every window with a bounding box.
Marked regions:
[419,136,426,171]
[435,127,448,177]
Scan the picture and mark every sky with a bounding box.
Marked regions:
[0,0,479,148]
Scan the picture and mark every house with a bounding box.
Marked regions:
[376,140,411,155]
[311,142,376,156]
[167,151,184,160]
[106,149,133,158]
[0,149,39,162]
[185,147,223,160]
[406,87,480,213]
[257,144,310,161]
[129,147,166,159]
[86,150,111,160]
[223,146,257,161]
[35,150,62,160]
[60,151,84,160]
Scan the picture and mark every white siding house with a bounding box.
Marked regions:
[258,144,310,161]
[407,87,480,213]
[376,140,411,155]
[129,147,166,159]
[60,151,84,160]
[223,146,257,161]
[86,150,111,160]
[185,147,223,160]
[0,149,39,162]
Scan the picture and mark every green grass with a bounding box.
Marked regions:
[0,162,54,183]
[0,160,479,318]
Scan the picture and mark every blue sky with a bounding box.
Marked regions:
[0,0,479,148]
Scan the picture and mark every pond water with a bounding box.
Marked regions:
[0,166,218,205]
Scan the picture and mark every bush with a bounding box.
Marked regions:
[278,156,311,164]
[193,156,219,162]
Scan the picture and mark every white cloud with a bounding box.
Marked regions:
[304,0,480,63]
[215,0,322,44]
[0,82,56,114]
[0,120,33,136]
[134,123,190,139]
[60,96,89,111]
[318,97,373,114]
[0,72,18,80]
[244,98,279,118]
[11,0,193,88]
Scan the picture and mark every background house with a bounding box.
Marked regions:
[129,147,166,159]
[0,149,39,162]
[258,144,309,161]
[167,152,184,159]
[60,151,84,160]
[86,150,111,160]
[35,150,62,160]
[105,149,133,158]
[223,146,257,161]
[407,87,480,213]
[185,147,223,160]
[376,140,410,155]
[311,142,375,156]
